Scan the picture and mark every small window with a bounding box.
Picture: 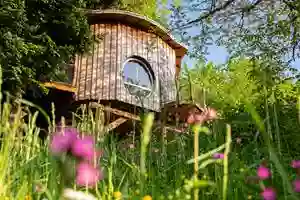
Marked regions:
[122,57,154,98]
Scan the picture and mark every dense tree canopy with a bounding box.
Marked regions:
[180,58,300,155]
[170,0,300,69]
[0,0,168,95]
[0,0,91,94]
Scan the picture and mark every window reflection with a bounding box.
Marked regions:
[122,58,154,97]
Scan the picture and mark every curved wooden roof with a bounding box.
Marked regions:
[85,9,187,58]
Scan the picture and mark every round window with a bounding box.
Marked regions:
[122,57,154,98]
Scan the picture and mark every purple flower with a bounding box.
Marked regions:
[71,136,98,161]
[293,179,300,192]
[261,188,276,200]
[213,153,224,159]
[50,128,78,155]
[291,160,300,168]
[257,165,271,180]
[76,162,103,188]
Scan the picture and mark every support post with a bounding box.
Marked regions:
[105,117,128,132]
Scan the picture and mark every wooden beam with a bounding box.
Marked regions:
[105,117,128,132]
[89,102,184,133]
[89,102,141,121]
[156,121,185,134]
[164,126,184,133]
[42,81,77,93]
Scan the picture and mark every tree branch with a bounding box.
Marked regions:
[178,0,265,30]
[242,0,263,13]
[282,0,297,10]
[179,0,236,29]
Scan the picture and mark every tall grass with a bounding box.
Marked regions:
[0,63,299,199]
[0,100,299,199]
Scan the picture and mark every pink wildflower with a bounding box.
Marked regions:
[76,162,103,188]
[291,160,300,168]
[205,107,218,121]
[261,188,276,200]
[257,165,271,180]
[50,128,78,155]
[187,107,218,125]
[194,114,206,124]
[213,153,224,159]
[71,136,99,161]
[293,179,300,192]
[187,114,196,124]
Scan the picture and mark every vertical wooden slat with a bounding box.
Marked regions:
[101,24,107,99]
[116,23,122,100]
[94,23,100,100]
[156,34,161,111]
[140,30,149,109]
[171,48,176,102]
[150,32,159,111]
[127,26,132,106]
[163,40,168,104]
[85,51,93,99]
[89,24,96,99]
[161,41,170,104]
[77,54,82,100]
[110,24,117,99]
[121,25,126,103]
[73,55,78,101]
[119,24,125,102]
[136,29,142,107]
[78,54,85,100]
[72,55,78,87]
[108,24,113,99]
[145,31,153,110]
[121,24,127,103]
[73,54,79,100]
[158,38,166,104]
[96,24,105,100]
[124,25,131,104]
[165,41,170,104]
[130,28,138,106]
[102,24,111,100]
[114,24,119,100]
[83,43,90,99]
[171,48,175,102]
[170,47,174,103]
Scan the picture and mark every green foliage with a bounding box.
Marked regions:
[85,0,171,26]
[0,58,300,199]
[180,59,260,111]
[0,0,93,94]
[180,58,300,157]
[2,1,300,199]
[0,0,169,96]
[119,0,170,27]
[170,0,300,66]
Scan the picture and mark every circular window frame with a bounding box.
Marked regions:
[121,56,155,98]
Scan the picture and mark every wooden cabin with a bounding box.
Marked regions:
[42,9,191,133]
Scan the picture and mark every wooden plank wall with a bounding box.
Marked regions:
[73,23,177,112]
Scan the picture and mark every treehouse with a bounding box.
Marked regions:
[41,9,192,133]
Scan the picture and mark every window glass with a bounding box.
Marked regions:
[122,58,154,97]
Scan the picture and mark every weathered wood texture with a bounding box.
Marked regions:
[73,23,178,112]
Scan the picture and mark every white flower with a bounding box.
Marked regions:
[62,188,98,200]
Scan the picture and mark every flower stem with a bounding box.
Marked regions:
[222,124,231,200]
[193,125,200,200]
